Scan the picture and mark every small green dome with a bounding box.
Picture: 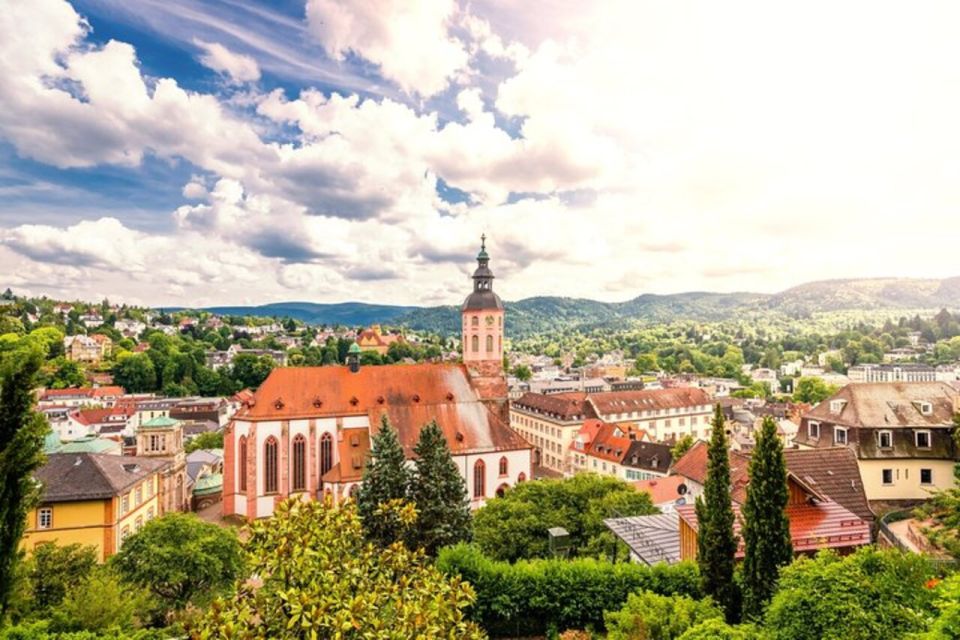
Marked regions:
[348,342,362,354]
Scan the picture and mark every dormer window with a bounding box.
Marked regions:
[829,400,847,414]
[915,430,931,449]
[877,430,893,449]
[914,401,933,416]
[834,426,848,445]
[808,421,820,439]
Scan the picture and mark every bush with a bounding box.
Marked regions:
[437,543,700,637]
[677,619,761,639]
[764,548,939,640]
[604,591,723,640]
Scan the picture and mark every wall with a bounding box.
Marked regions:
[858,458,957,501]
[21,500,109,562]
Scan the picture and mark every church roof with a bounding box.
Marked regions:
[462,290,504,311]
[237,364,530,456]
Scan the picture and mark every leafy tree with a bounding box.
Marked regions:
[512,364,532,381]
[917,572,960,639]
[792,377,839,404]
[359,350,383,366]
[23,542,97,614]
[0,341,48,618]
[112,513,243,611]
[112,353,157,393]
[229,353,274,389]
[695,404,739,622]
[407,421,471,556]
[50,567,149,634]
[185,431,224,453]
[473,474,656,561]
[604,590,723,640]
[741,416,792,620]
[193,498,485,639]
[764,548,937,640]
[356,415,412,547]
[678,619,760,640]
[671,434,695,461]
[45,358,86,389]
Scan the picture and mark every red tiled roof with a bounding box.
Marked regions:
[586,422,633,463]
[512,392,593,420]
[239,364,529,456]
[633,475,690,504]
[322,427,371,483]
[670,441,753,502]
[588,387,712,416]
[71,406,134,426]
[91,386,125,397]
[677,500,871,557]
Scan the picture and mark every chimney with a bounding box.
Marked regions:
[347,342,361,373]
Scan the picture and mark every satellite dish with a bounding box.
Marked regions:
[675,497,686,506]
[677,483,688,496]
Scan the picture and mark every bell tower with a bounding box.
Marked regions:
[461,235,507,411]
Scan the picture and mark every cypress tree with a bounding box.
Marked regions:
[741,416,792,619]
[695,404,740,622]
[407,421,471,556]
[0,343,48,617]
[356,414,411,547]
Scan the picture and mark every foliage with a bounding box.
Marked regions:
[915,416,960,559]
[407,421,472,555]
[916,572,960,639]
[472,474,656,561]
[792,376,839,404]
[228,353,275,389]
[111,513,243,611]
[111,353,156,393]
[512,364,532,381]
[604,590,723,640]
[184,430,224,453]
[0,339,48,618]
[43,357,85,389]
[695,405,740,622]
[677,619,760,640]
[357,415,413,547]
[21,543,97,614]
[740,416,792,620]
[49,567,150,634]
[193,498,485,639]
[437,543,701,637]
[671,434,695,461]
[764,548,938,640]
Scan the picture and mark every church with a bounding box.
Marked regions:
[223,237,532,520]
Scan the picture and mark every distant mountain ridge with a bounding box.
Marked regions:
[189,277,960,336]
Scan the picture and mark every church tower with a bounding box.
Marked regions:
[462,235,507,411]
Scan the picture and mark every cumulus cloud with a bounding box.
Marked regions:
[194,39,261,84]
[305,0,468,96]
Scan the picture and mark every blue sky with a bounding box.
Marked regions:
[2,0,960,307]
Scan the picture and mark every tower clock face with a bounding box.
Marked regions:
[485,315,494,326]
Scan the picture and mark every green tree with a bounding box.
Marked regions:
[604,590,723,640]
[45,358,86,389]
[792,377,839,404]
[671,434,695,461]
[356,415,412,547]
[192,499,485,639]
[740,416,792,620]
[512,364,533,381]
[917,572,960,640]
[678,619,760,640]
[407,421,471,556]
[694,404,739,622]
[50,567,149,634]
[112,353,157,393]
[185,431,224,453]
[112,513,243,611]
[23,542,97,614]
[229,353,274,389]
[0,341,48,618]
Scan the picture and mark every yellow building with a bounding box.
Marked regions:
[22,453,168,561]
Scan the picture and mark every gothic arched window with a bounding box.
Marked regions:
[473,459,486,498]
[264,437,278,494]
[238,436,247,492]
[486,335,494,352]
[292,434,306,492]
[472,315,479,327]
[320,432,333,478]
[498,456,508,476]
[471,335,479,353]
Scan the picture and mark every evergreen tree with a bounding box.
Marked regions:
[741,416,793,619]
[695,404,740,622]
[407,421,471,556]
[356,414,412,546]
[0,342,48,617]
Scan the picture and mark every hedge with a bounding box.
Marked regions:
[437,543,701,637]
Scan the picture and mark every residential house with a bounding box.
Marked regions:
[570,421,669,481]
[795,382,959,504]
[114,319,146,337]
[64,334,112,364]
[21,453,167,561]
[38,385,125,409]
[79,313,103,329]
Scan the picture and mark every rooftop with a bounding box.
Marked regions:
[35,453,169,502]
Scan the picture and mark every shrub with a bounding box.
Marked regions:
[678,619,761,639]
[604,591,723,640]
[437,543,700,637]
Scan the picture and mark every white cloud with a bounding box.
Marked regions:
[305,0,468,96]
[194,39,261,83]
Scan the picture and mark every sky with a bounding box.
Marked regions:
[2,0,960,308]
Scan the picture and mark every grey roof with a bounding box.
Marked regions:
[462,289,504,311]
[623,441,672,473]
[35,453,169,503]
[605,513,681,565]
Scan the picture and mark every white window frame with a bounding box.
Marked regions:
[38,507,52,530]
[877,430,893,449]
[915,430,932,449]
[834,426,848,445]
[808,421,820,439]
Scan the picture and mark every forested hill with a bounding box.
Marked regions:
[195,277,960,336]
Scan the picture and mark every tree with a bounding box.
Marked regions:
[112,513,243,611]
[356,415,412,547]
[915,416,960,559]
[694,404,739,622]
[185,430,224,453]
[0,341,48,618]
[672,434,695,461]
[407,421,472,556]
[229,353,274,389]
[192,498,485,639]
[45,357,86,389]
[23,542,97,614]
[740,417,792,620]
[792,377,839,404]
[604,590,723,640]
[512,364,532,381]
[112,353,157,393]
[50,567,149,634]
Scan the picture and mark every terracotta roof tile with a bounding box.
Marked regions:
[512,392,593,420]
[633,475,690,504]
[588,388,712,415]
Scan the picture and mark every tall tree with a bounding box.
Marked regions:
[356,414,412,547]
[0,342,48,618]
[407,421,471,556]
[741,416,792,619]
[694,404,739,622]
